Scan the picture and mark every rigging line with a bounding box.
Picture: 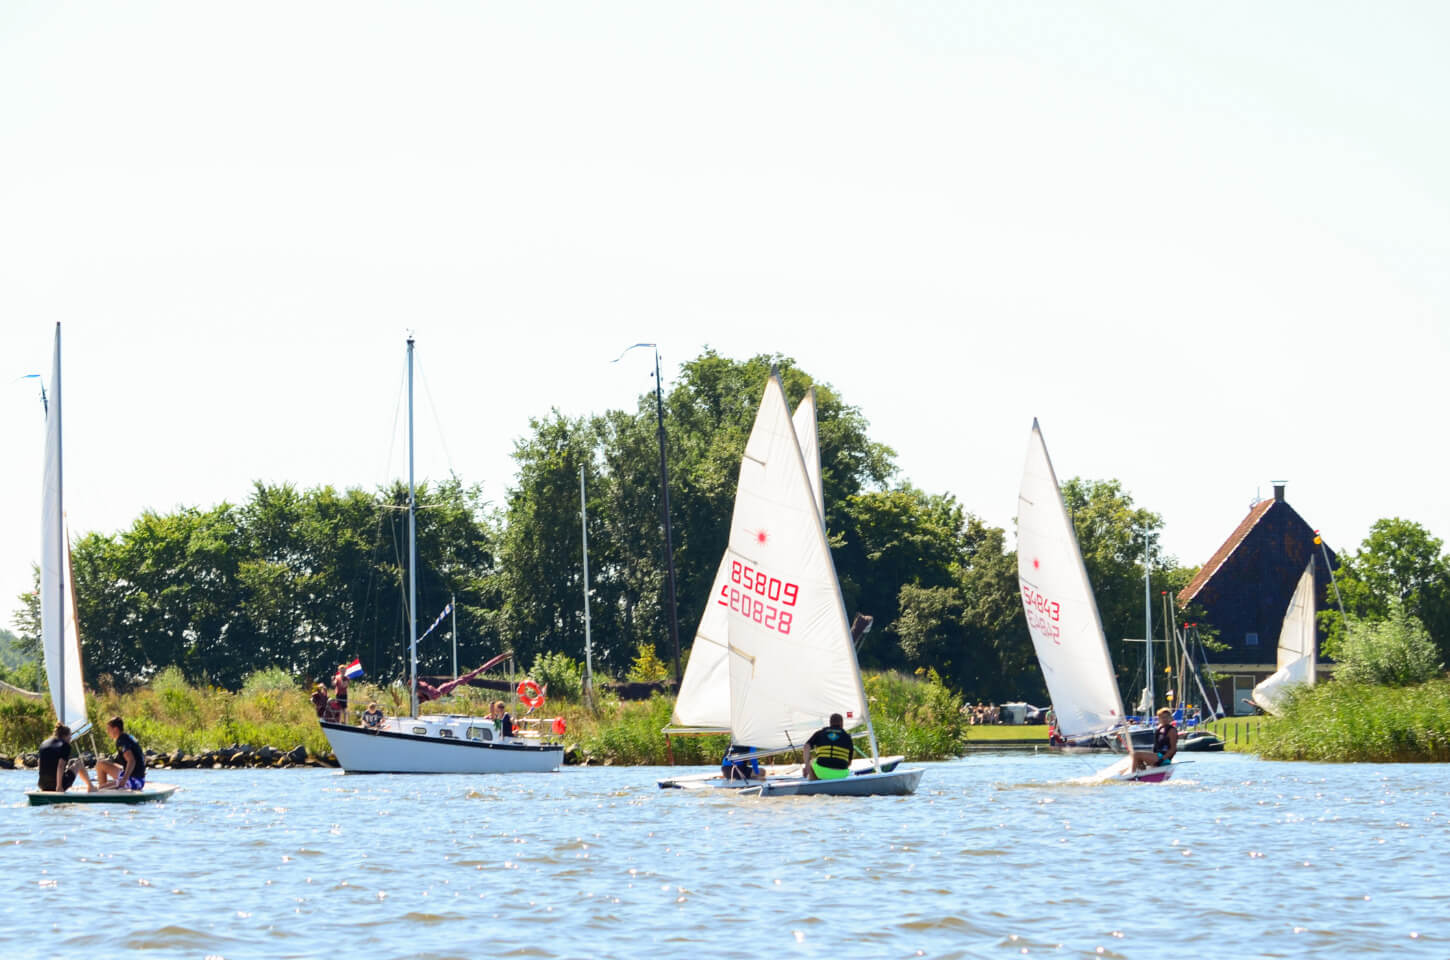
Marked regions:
[375,365,407,497]
[412,354,460,484]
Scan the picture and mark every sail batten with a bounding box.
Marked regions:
[1015,421,1126,741]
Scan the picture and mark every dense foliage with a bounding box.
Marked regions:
[1328,603,1442,687]
[1256,679,1450,762]
[11,349,1205,709]
[1323,518,1450,664]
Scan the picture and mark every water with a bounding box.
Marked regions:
[2,752,1446,959]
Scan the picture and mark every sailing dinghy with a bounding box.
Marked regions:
[1016,420,1177,784]
[658,375,922,797]
[665,390,905,784]
[1251,559,1317,715]
[25,324,178,807]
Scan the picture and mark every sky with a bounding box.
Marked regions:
[3,2,1448,631]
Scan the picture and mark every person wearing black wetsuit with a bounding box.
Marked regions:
[804,713,854,781]
[95,716,147,790]
[36,724,94,793]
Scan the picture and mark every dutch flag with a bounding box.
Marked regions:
[344,659,364,680]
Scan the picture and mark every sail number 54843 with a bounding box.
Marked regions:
[720,560,799,635]
[1021,585,1061,643]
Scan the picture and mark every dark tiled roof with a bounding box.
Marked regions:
[1177,499,1276,606]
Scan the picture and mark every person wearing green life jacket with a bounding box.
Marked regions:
[803,713,854,780]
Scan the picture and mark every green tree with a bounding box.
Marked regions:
[1328,518,1450,662]
[1330,601,1443,686]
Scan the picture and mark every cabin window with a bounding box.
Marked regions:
[1244,632,1259,647]
[411,726,427,736]
[467,726,493,742]
[439,728,455,739]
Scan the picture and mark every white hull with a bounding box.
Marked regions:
[27,783,179,806]
[322,718,563,774]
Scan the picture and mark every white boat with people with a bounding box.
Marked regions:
[1015,420,1180,784]
[658,374,922,797]
[318,336,564,774]
[24,324,177,807]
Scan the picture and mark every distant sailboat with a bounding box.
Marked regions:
[1251,559,1317,715]
[661,376,920,796]
[1015,420,1176,783]
[27,324,177,806]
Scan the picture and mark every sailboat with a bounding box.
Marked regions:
[1016,420,1176,783]
[318,337,563,774]
[659,375,922,796]
[1251,559,1317,715]
[26,324,177,806]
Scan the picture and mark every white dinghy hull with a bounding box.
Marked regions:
[657,755,905,790]
[27,783,179,806]
[753,767,923,798]
[322,720,563,774]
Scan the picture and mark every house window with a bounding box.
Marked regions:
[1244,632,1259,647]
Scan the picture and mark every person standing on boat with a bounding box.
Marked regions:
[94,716,146,791]
[803,714,854,781]
[491,701,515,738]
[332,663,351,718]
[37,724,95,794]
[1133,708,1178,771]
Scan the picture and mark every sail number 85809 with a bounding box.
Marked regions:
[720,560,799,635]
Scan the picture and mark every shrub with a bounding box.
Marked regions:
[1334,603,1443,687]
[528,651,583,702]
[625,643,671,683]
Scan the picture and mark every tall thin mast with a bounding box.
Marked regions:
[53,323,65,721]
[652,347,682,686]
[1143,527,1153,716]
[408,336,419,718]
[580,464,594,707]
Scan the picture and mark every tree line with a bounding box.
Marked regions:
[8,350,1445,701]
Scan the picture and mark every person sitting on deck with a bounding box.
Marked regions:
[720,744,763,781]
[491,700,515,738]
[37,724,95,794]
[1132,708,1178,771]
[94,716,146,791]
[803,714,854,781]
[361,702,384,729]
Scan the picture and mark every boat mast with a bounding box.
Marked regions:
[407,336,419,718]
[53,323,65,724]
[651,347,683,687]
[580,464,594,707]
[1143,526,1153,717]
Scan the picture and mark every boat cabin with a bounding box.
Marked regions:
[1176,484,1337,715]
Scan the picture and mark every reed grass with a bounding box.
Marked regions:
[0,667,971,765]
[1256,679,1450,762]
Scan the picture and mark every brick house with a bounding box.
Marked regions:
[1176,484,1336,715]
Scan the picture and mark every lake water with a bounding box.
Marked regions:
[2,752,1446,959]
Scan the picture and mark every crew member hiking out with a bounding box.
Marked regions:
[804,713,854,781]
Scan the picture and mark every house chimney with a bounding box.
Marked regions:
[1272,481,1286,503]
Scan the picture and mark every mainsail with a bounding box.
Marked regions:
[40,323,90,736]
[723,376,866,750]
[670,391,826,732]
[1015,420,1125,741]
[1251,559,1317,715]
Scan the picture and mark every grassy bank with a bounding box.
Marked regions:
[1255,679,1450,762]
[0,668,970,765]
[1199,716,1270,754]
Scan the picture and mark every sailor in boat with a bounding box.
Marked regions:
[37,724,96,794]
[332,663,351,719]
[361,702,385,729]
[803,714,854,781]
[1132,708,1178,772]
[94,716,146,791]
[490,700,515,738]
[720,744,764,781]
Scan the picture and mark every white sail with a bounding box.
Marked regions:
[671,392,826,731]
[723,376,866,750]
[40,324,90,736]
[1015,420,1125,741]
[1251,560,1317,715]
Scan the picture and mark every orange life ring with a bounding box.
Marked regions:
[517,679,545,709]
[552,717,567,735]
